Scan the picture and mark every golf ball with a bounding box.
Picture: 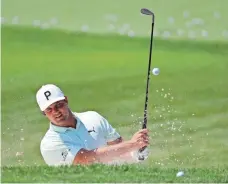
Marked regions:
[176,171,184,177]
[152,68,160,75]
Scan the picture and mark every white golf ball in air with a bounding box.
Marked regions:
[176,171,184,177]
[152,68,160,75]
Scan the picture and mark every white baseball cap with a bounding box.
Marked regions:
[36,84,65,111]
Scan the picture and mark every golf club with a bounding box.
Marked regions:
[138,8,155,160]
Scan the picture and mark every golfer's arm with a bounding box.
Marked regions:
[108,137,139,163]
[107,137,123,145]
[73,140,135,165]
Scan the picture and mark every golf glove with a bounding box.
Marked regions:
[131,147,149,162]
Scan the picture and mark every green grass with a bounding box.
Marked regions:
[1,25,228,182]
[2,0,228,40]
[2,165,228,183]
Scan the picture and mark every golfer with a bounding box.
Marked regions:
[36,84,149,166]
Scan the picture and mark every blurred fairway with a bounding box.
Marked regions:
[1,0,228,182]
[2,165,228,183]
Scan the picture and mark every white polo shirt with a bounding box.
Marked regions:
[40,111,121,166]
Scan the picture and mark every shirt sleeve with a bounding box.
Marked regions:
[40,140,82,166]
[99,114,121,142]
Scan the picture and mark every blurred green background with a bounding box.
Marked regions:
[2,0,228,40]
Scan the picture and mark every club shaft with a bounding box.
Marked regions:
[142,22,155,129]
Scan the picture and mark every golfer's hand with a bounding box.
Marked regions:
[130,129,149,149]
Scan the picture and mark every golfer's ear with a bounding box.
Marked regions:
[64,96,68,103]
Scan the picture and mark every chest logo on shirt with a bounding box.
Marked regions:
[88,126,96,133]
[61,148,71,161]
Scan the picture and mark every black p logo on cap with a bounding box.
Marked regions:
[44,91,51,100]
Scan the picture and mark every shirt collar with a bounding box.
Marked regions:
[49,113,81,133]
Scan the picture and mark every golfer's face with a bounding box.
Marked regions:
[44,100,69,123]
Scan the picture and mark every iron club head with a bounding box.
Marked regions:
[141,8,155,23]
